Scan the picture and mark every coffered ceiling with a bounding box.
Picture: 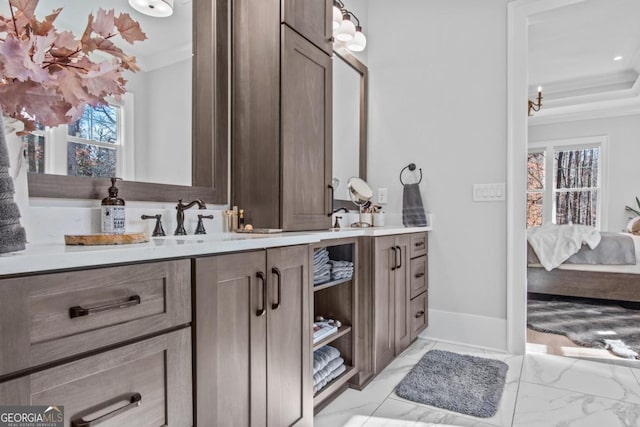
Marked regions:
[528,0,640,122]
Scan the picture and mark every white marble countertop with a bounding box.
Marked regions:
[0,226,431,277]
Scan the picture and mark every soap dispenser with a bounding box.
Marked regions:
[101,177,126,234]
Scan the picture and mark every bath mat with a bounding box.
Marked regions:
[528,299,640,359]
[395,350,508,418]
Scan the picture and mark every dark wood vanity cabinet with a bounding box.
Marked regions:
[281,26,333,231]
[232,0,332,231]
[371,233,428,374]
[282,0,333,55]
[194,246,312,426]
[372,235,411,374]
[0,261,193,426]
[0,329,193,427]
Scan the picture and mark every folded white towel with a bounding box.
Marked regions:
[314,362,346,393]
[313,345,341,375]
[527,224,601,271]
[313,357,344,386]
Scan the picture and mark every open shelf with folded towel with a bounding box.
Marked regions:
[311,238,359,411]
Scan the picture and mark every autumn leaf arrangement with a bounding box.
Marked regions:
[0,0,147,135]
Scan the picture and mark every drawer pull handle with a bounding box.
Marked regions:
[415,241,425,247]
[396,246,402,269]
[271,267,282,310]
[256,271,267,317]
[69,295,141,319]
[390,246,397,271]
[415,310,425,318]
[415,272,425,279]
[71,392,142,427]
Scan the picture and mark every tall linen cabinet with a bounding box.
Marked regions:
[231,0,333,231]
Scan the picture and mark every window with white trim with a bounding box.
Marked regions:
[23,103,123,179]
[527,137,606,229]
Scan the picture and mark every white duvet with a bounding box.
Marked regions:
[527,224,601,271]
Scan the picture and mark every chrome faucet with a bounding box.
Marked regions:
[175,199,207,235]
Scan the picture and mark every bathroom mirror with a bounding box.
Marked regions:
[22,0,227,203]
[332,49,368,205]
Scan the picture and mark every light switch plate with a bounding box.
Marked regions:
[378,188,388,204]
[473,183,506,202]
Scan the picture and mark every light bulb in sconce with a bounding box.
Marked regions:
[347,27,366,52]
[333,5,343,31]
[129,0,174,17]
[336,14,356,42]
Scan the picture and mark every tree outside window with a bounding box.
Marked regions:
[527,138,604,229]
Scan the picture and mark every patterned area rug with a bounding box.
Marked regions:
[528,299,640,359]
[395,350,508,418]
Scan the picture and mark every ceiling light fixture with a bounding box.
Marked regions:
[333,0,344,31]
[613,56,623,61]
[528,86,543,116]
[333,2,367,52]
[129,0,174,18]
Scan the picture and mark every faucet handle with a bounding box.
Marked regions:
[195,214,214,235]
[141,214,166,237]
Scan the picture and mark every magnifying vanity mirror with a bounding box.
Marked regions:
[15,0,227,203]
[332,50,368,208]
[347,177,373,228]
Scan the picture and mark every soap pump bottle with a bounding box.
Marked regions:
[101,177,126,234]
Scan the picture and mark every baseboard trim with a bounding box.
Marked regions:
[419,309,507,352]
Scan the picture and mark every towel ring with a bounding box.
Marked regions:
[400,163,423,185]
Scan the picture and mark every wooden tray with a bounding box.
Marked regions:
[64,233,149,246]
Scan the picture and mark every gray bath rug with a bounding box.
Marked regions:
[528,299,640,359]
[395,350,508,418]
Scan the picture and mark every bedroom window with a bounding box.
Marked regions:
[23,103,125,179]
[528,137,606,229]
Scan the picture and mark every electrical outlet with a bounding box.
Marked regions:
[378,188,388,204]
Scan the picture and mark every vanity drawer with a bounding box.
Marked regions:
[0,328,192,427]
[410,233,428,258]
[410,292,428,342]
[0,260,191,376]
[410,255,428,299]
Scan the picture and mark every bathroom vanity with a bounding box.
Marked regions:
[0,227,429,426]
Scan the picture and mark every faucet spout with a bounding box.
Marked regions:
[175,199,207,235]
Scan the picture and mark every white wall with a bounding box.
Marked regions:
[367,0,509,349]
[529,114,640,233]
[127,59,192,186]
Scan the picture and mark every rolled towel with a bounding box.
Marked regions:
[0,175,15,199]
[313,357,344,386]
[314,363,346,393]
[0,223,26,254]
[313,345,341,375]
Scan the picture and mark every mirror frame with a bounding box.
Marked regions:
[27,0,228,204]
[333,49,368,208]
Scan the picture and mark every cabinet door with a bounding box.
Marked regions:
[281,26,332,231]
[373,236,396,374]
[266,246,312,427]
[394,236,412,355]
[282,0,332,55]
[0,329,192,427]
[194,252,268,427]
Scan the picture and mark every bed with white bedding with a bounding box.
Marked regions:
[527,226,640,302]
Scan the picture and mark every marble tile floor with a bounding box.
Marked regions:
[314,339,640,427]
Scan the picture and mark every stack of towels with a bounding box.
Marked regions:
[313,249,331,284]
[313,345,346,394]
[329,260,354,281]
[313,249,355,285]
